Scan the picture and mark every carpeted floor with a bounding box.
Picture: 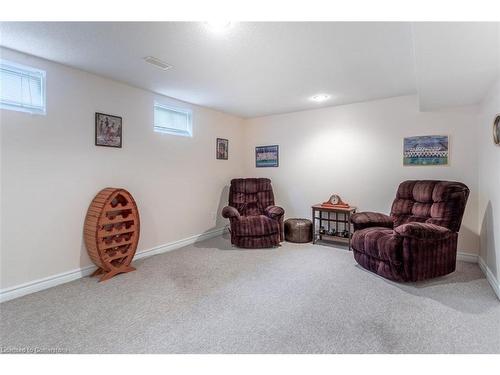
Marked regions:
[1,233,499,354]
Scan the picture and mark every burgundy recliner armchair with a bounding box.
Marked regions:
[350,180,469,282]
[222,178,284,248]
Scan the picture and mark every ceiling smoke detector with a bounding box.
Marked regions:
[143,56,172,71]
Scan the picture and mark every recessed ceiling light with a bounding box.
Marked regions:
[143,56,172,71]
[310,94,331,103]
[205,21,233,33]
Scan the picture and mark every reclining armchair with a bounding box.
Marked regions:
[222,178,284,248]
[350,180,469,282]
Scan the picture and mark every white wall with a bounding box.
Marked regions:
[243,95,480,255]
[0,48,490,295]
[478,78,500,282]
[0,48,245,289]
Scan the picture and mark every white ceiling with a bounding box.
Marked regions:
[0,22,498,118]
[413,22,499,111]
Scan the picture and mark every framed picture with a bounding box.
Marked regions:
[216,138,228,160]
[95,112,122,148]
[403,135,448,166]
[256,145,279,167]
[493,115,500,145]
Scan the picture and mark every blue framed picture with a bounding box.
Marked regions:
[403,135,448,166]
[256,145,279,167]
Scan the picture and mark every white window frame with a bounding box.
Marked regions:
[0,59,46,115]
[153,102,193,137]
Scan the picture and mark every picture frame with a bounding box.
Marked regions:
[403,135,448,166]
[493,115,500,146]
[256,145,279,167]
[216,138,229,160]
[95,112,122,148]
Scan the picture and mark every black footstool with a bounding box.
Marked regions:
[284,218,313,243]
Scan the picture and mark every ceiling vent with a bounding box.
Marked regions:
[143,56,172,71]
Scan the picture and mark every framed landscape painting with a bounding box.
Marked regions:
[95,112,122,148]
[256,145,279,167]
[403,135,448,166]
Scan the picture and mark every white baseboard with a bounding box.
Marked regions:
[0,264,98,304]
[455,251,500,301]
[478,257,500,301]
[456,251,500,301]
[457,251,479,263]
[0,226,227,303]
[133,226,226,261]
[2,236,497,303]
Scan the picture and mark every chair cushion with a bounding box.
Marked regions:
[390,180,469,232]
[351,227,403,264]
[394,222,453,240]
[232,215,280,237]
[229,178,275,216]
[350,212,393,231]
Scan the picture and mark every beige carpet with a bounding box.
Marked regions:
[1,233,499,353]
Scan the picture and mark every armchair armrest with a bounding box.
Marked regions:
[350,212,393,231]
[394,222,453,240]
[265,205,285,219]
[222,206,240,219]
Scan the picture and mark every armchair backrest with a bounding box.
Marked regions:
[228,178,275,217]
[390,180,469,232]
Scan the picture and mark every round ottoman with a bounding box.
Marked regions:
[284,218,313,243]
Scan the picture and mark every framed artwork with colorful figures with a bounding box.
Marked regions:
[95,112,122,148]
[403,135,448,166]
[256,145,279,167]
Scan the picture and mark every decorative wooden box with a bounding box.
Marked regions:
[84,188,140,282]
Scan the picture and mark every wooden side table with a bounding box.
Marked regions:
[311,204,356,250]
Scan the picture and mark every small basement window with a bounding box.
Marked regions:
[0,59,46,115]
[154,102,192,137]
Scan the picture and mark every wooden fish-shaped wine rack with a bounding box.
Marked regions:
[84,188,140,282]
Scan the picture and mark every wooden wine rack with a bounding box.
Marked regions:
[84,188,140,282]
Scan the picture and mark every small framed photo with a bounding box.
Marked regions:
[216,138,228,160]
[256,145,279,167]
[95,112,122,148]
